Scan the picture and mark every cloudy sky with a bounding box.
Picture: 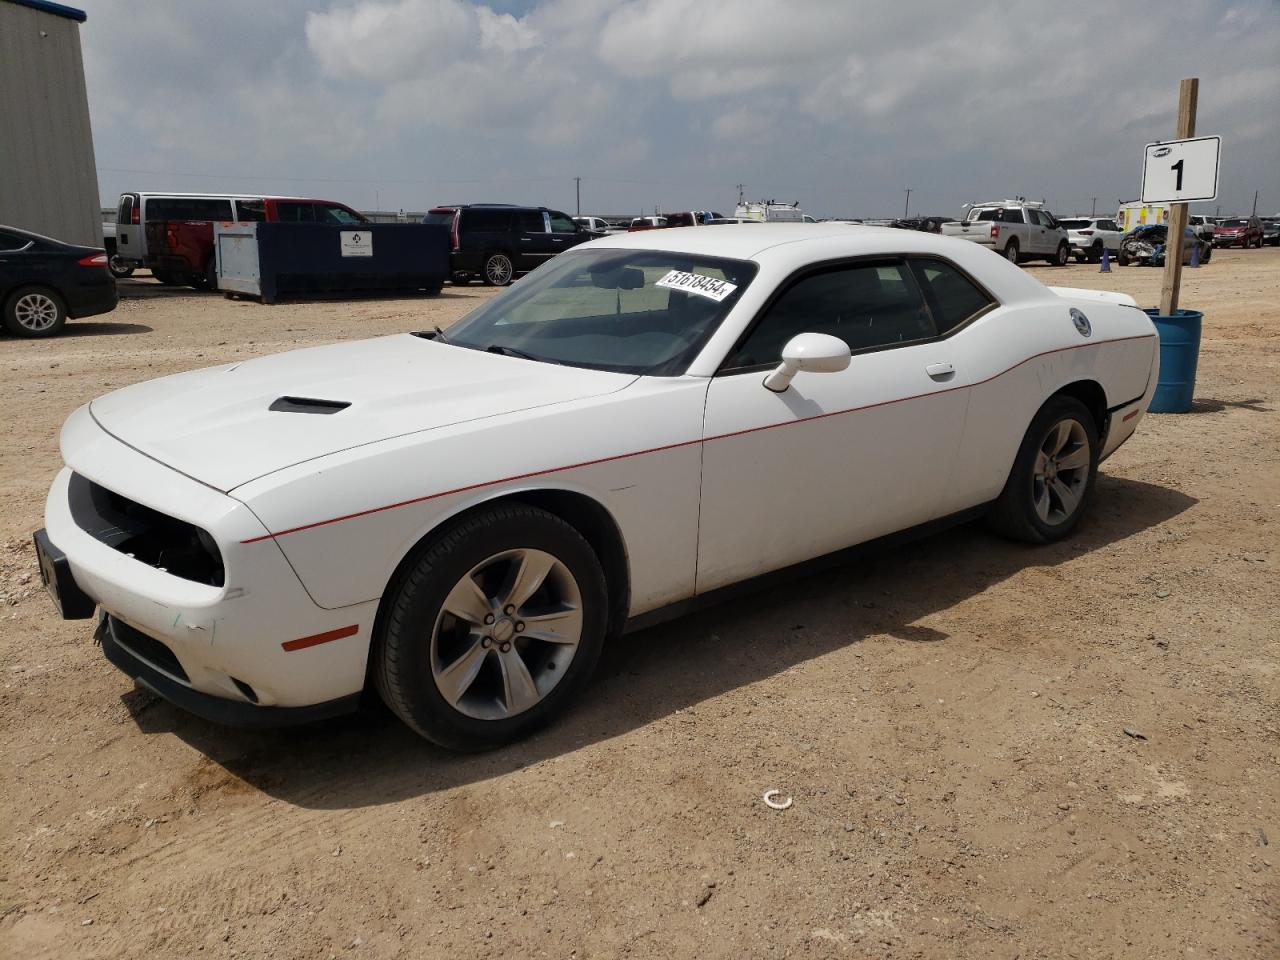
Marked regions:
[76,0,1279,219]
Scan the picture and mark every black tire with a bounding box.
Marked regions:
[481,252,515,287]
[1118,250,1131,267]
[374,504,609,750]
[202,257,218,292]
[1087,242,1103,264]
[3,286,67,338]
[1052,241,1070,266]
[987,395,1099,544]
[1202,245,1211,263]
[1003,240,1020,264]
[108,256,135,279]
[152,269,179,285]
[450,271,472,285]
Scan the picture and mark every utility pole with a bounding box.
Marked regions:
[574,177,581,216]
[1252,190,1259,215]
[735,183,746,206]
[1091,197,1097,217]
[1215,204,1221,218]
[1160,77,1198,317]
[903,188,911,218]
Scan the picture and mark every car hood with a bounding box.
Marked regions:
[89,334,636,492]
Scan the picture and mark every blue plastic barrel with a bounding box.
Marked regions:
[1144,308,1203,413]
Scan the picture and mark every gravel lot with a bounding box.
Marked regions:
[2,250,1277,959]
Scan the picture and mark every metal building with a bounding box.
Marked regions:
[0,0,101,247]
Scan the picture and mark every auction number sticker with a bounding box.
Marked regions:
[655,270,737,302]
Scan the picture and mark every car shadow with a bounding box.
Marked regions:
[127,474,1196,809]
[1187,397,1271,414]
[62,322,154,337]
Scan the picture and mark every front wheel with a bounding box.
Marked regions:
[3,286,67,338]
[374,504,609,750]
[1052,242,1070,266]
[482,252,514,286]
[987,395,1099,543]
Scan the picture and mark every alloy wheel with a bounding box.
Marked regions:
[1031,419,1090,525]
[430,548,583,720]
[485,254,514,286]
[13,293,59,332]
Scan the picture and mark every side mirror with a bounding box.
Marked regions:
[763,333,850,392]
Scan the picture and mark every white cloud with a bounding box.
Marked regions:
[76,0,1280,217]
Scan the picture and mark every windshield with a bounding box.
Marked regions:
[1222,219,1248,227]
[443,249,758,375]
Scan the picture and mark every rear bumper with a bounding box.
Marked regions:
[65,277,118,319]
[99,613,361,727]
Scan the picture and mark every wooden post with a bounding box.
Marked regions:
[1159,78,1199,316]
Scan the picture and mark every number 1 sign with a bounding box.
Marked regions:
[1141,136,1221,204]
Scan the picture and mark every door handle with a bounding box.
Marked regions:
[925,362,955,381]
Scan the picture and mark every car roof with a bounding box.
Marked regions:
[583,223,1052,304]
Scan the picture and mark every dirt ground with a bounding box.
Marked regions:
[2,250,1277,959]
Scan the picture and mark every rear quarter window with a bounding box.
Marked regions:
[909,258,994,335]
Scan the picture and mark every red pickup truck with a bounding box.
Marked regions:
[128,195,368,290]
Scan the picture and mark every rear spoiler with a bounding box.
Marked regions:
[1048,286,1140,308]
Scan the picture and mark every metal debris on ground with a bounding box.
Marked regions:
[1122,727,1148,740]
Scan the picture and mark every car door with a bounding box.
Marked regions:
[1026,209,1050,254]
[695,257,973,593]
[546,210,584,255]
[512,210,552,271]
[115,194,141,260]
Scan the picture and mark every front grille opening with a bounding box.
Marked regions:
[230,677,259,703]
[68,473,225,586]
[111,617,189,683]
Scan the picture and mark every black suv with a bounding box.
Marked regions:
[424,204,590,286]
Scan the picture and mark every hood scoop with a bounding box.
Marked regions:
[268,396,351,415]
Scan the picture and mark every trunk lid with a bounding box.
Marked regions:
[89,334,636,491]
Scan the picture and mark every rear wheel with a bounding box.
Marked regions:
[3,286,67,338]
[108,256,135,279]
[374,504,609,750]
[1004,240,1020,264]
[1087,242,1103,264]
[482,252,514,286]
[987,395,1099,543]
[152,269,179,285]
[1052,241,1070,266]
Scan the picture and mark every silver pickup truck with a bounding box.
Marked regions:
[941,201,1071,266]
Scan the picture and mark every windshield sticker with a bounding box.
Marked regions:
[655,270,738,302]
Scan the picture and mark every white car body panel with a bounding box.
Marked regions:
[43,225,1158,715]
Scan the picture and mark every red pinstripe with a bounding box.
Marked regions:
[241,334,1155,544]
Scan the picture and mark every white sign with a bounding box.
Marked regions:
[654,269,737,302]
[340,231,373,257]
[1140,135,1221,204]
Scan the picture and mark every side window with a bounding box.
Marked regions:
[275,201,316,223]
[548,212,577,234]
[235,200,266,222]
[1001,208,1024,224]
[1026,209,1044,226]
[909,258,994,335]
[515,211,546,233]
[317,204,363,225]
[460,210,511,233]
[725,261,935,369]
[146,198,234,221]
[0,229,31,251]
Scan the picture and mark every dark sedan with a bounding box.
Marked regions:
[0,226,117,337]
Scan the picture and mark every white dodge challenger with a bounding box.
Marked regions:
[36,225,1158,749]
